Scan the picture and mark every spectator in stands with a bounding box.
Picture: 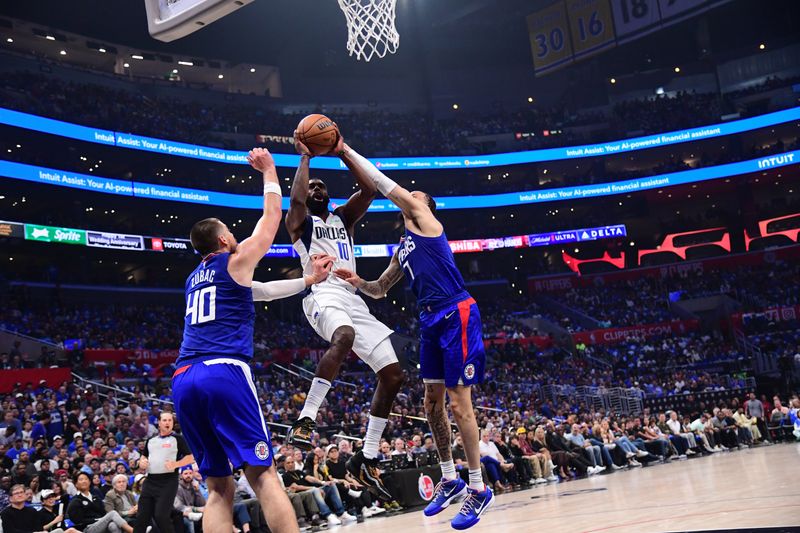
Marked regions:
[492,432,532,486]
[376,441,392,461]
[1,483,76,533]
[324,445,380,518]
[390,438,409,459]
[544,424,592,477]
[745,392,770,442]
[681,416,718,453]
[663,411,697,455]
[409,435,425,454]
[174,468,205,533]
[567,424,605,473]
[103,475,138,527]
[301,451,355,524]
[733,407,762,443]
[597,420,643,467]
[508,434,545,484]
[66,472,134,533]
[478,429,514,491]
[39,489,76,533]
[712,409,740,449]
[281,459,343,527]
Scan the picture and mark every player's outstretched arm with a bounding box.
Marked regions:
[286,132,312,242]
[334,252,404,299]
[229,148,282,286]
[339,145,441,235]
[252,254,334,302]
[337,135,376,231]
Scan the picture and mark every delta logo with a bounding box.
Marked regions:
[418,474,435,501]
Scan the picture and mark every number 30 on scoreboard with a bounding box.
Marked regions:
[527,2,574,76]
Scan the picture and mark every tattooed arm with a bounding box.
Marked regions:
[333,251,404,299]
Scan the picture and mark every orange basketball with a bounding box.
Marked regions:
[296,114,339,156]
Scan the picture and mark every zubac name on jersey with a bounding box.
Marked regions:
[189,268,215,288]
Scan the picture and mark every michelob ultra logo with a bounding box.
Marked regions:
[24,224,87,245]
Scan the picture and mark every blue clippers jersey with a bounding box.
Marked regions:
[178,253,255,364]
[397,229,470,310]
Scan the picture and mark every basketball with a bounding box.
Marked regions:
[296,114,339,156]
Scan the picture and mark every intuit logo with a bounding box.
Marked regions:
[757,153,795,169]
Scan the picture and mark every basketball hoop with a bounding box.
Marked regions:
[337,0,400,62]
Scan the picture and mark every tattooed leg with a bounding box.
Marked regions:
[424,382,453,462]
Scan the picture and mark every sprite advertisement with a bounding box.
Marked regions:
[24,224,87,245]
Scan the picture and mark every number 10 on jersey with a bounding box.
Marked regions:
[337,242,350,261]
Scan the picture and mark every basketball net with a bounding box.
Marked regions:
[337,0,400,62]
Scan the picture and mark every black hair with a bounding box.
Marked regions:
[190,218,224,256]
[423,193,437,213]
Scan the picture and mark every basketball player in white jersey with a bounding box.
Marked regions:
[285,129,401,501]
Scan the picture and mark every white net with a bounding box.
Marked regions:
[337,0,400,62]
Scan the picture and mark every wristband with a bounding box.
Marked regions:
[263,182,282,197]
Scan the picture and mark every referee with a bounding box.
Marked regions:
[133,411,194,533]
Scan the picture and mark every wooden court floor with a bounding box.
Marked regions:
[349,443,800,533]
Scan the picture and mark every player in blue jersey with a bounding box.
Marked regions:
[333,148,493,530]
[174,147,334,533]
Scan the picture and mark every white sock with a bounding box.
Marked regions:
[362,415,388,459]
[468,468,484,492]
[298,377,331,421]
[440,460,456,481]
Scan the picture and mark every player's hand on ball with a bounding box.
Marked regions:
[247,147,275,171]
[309,254,336,284]
[333,268,363,288]
[326,124,345,156]
[293,130,313,158]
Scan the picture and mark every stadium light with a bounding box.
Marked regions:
[132,54,144,60]
[218,74,224,79]
[178,60,193,66]
[172,69,178,74]
[250,67,256,73]
[527,97,534,103]
[610,78,616,84]
[98,48,107,53]
[59,50,66,56]
[759,43,766,50]
[452,104,459,110]
[674,66,680,73]
[123,63,130,68]
[45,35,56,41]
[6,38,12,43]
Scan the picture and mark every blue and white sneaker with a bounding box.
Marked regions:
[423,477,468,516]
[450,486,494,530]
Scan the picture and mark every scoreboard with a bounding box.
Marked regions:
[528,0,731,75]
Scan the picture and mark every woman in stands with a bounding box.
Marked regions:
[530,427,574,479]
[587,424,622,470]
[598,420,643,467]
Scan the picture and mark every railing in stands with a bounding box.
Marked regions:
[735,329,776,376]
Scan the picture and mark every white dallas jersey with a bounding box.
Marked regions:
[293,213,357,293]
